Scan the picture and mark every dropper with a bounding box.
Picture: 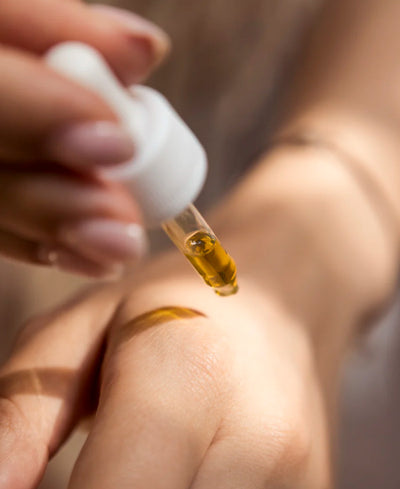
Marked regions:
[163,204,238,296]
[45,43,238,296]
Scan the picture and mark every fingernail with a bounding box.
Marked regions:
[47,121,135,168]
[37,245,123,278]
[61,219,148,263]
[93,5,170,72]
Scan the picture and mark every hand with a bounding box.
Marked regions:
[0,144,395,488]
[0,259,331,489]
[0,0,169,273]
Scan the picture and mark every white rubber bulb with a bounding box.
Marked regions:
[45,42,208,227]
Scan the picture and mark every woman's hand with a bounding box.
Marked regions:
[1,143,396,488]
[0,264,331,489]
[0,0,169,273]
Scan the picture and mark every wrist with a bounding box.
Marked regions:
[211,144,399,347]
[276,106,400,231]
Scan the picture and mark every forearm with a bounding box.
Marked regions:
[210,143,399,383]
[214,0,400,336]
[276,0,400,233]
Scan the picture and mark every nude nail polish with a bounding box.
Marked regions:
[47,121,135,168]
[61,219,148,263]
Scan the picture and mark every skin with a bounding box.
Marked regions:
[0,0,169,273]
[0,143,397,488]
[2,0,400,487]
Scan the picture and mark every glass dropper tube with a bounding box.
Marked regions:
[162,204,238,296]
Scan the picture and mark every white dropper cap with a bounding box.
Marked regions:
[45,42,207,227]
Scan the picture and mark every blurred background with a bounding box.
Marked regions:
[1,0,400,487]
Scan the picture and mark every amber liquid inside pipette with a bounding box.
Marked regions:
[162,205,238,296]
[183,230,238,296]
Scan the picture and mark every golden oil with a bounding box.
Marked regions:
[162,204,239,296]
[183,231,238,296]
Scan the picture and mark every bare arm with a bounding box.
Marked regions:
[0,2,398,487]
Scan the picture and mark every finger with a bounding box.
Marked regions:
[0,46,137,168]
[69,309,226,489]
[0,227,42,265]
[0,0,169,85]
[0,227,123,277]
[0,285,123,489]
[0,169,147,265]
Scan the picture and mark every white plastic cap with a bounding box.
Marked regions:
[45,42,208,227]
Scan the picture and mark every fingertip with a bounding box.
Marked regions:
[90,5,171,84]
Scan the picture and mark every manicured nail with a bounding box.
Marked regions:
[47,121,135,168]
[93,5,170,74]
[61,219,148,263]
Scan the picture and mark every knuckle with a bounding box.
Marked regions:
[259,413,312,478]
[275,417,311,467]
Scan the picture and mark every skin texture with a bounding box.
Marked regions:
[0,0,169,272]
